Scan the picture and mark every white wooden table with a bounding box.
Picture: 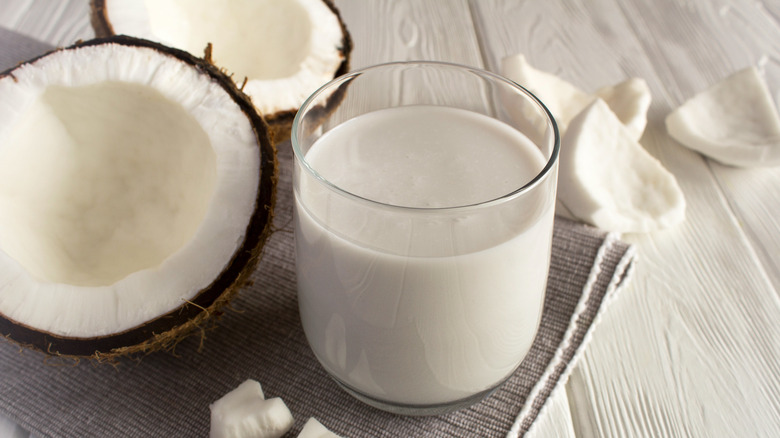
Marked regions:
[2,1,780,437]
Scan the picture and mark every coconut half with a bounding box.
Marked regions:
[90,0,352,144]
[0,36,276,360]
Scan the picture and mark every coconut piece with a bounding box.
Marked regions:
[90,0,352,145]
[501,54,592,134]
[559,99,685,233]
[210,380,294,438]
[0,36,276,360]
[595,77,651,140]
[297,418,341,438]
[500,54,651,140]
[665,66,780,167]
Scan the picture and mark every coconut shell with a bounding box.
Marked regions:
[0,35,277,362]
[89,0,353,146]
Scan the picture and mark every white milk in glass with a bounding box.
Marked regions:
[295,105,555,406]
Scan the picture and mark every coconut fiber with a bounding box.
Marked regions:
[0,27,636,438]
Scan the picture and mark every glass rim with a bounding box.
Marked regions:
[291,60,560,213]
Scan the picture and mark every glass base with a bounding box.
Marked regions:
[330,375,502,416]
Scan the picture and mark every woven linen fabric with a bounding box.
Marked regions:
[0,29,636,438]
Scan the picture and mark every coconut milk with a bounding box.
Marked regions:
[295,105,555,406]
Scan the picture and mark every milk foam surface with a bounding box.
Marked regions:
[295,105,556,405]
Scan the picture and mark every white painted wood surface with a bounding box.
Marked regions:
[2,0,780,437]
[469,1,780,436]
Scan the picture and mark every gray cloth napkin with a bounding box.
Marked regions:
[0,28,636,438]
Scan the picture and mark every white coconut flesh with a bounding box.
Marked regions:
[595,78,652,141]
[103,0,347,116]
[500,54,651,140]
[298,418,341,438]
[665,66,780,167]
[210,379,294,438]
[559,99,686,233]
[0,43,260,339]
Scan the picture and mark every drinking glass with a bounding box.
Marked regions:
[292,61,559,416]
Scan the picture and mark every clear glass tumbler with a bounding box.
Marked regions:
[292,61,559,416]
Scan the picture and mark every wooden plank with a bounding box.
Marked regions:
[692,0,780,294]
[713,164,780,291]
[526,388,577,438]
[470,0,780,437]
[334,0,483,69]
[330,0,499,135]
[610,0,780,298]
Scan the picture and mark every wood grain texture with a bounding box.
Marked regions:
[527,387,577,438]
[330,0,498,133]
[470,0,780,437]
[334,0,483,68]
[696,0,780,295]
[714,164,780,291]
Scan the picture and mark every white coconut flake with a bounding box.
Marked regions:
[559,99,686,233]
[666,66,780,167]
[500,54,651,140]
[501,54,593,134]
[500,54,679,232]
[0,43,260,337]
[210,380,294,438]
[595,77,651,140]
[298,418,341,438]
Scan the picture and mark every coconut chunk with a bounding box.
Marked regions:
[500,54,651,140]
[501,54,592,134]
[210,380,294,438]
[297,418,341,438]
[214,380,266,405]
[665,66,780,167]
[559,99,685,233]
[595,77,651,140]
